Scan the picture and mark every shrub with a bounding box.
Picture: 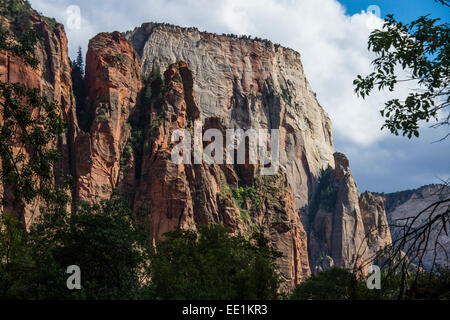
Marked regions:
[149,224,282,299]
[290,267,363,300]
[97,114,109,122]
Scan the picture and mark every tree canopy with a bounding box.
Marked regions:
[354,7,449,139]
[149,224,283,300]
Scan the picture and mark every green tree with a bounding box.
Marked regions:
[74,46,84,76]
[71,46,89,131]
[290,267,363,300]
[0,211,33,298]
[354,2,449,139]
[28,196,151,299]
[0,16,68,224]
[0,0,33,34]
[407,267,450,299]
[142,67,164,107]
[0,196,152,299]
[149,224,282,299]
[290,267,423,300]
[0,10,69,299]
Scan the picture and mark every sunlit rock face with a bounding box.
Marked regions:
[0,5,77,229]
[73,31,312,289]
[125,23,335,212]
[74,31,142,201]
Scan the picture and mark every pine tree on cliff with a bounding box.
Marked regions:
[75,46,84,76]
[71,46,89,131]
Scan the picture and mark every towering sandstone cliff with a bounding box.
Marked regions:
[74,23,394,285]
[74,32,142,200]
[1,2,394,289]
[0,2,77,228]
[125,23,335,212]
[124,23,392,276]
[75,32,311,288]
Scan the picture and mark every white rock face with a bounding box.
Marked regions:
[384,185,450,270]
[125,23,335,211]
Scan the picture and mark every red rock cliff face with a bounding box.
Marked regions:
[132,61,197,242]
[360,191,392,256]
[0,6,77,229]
[143,59,310,288]
[74,32,142,200]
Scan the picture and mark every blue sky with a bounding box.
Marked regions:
[29,0,449,193]
[338,0,449,22]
